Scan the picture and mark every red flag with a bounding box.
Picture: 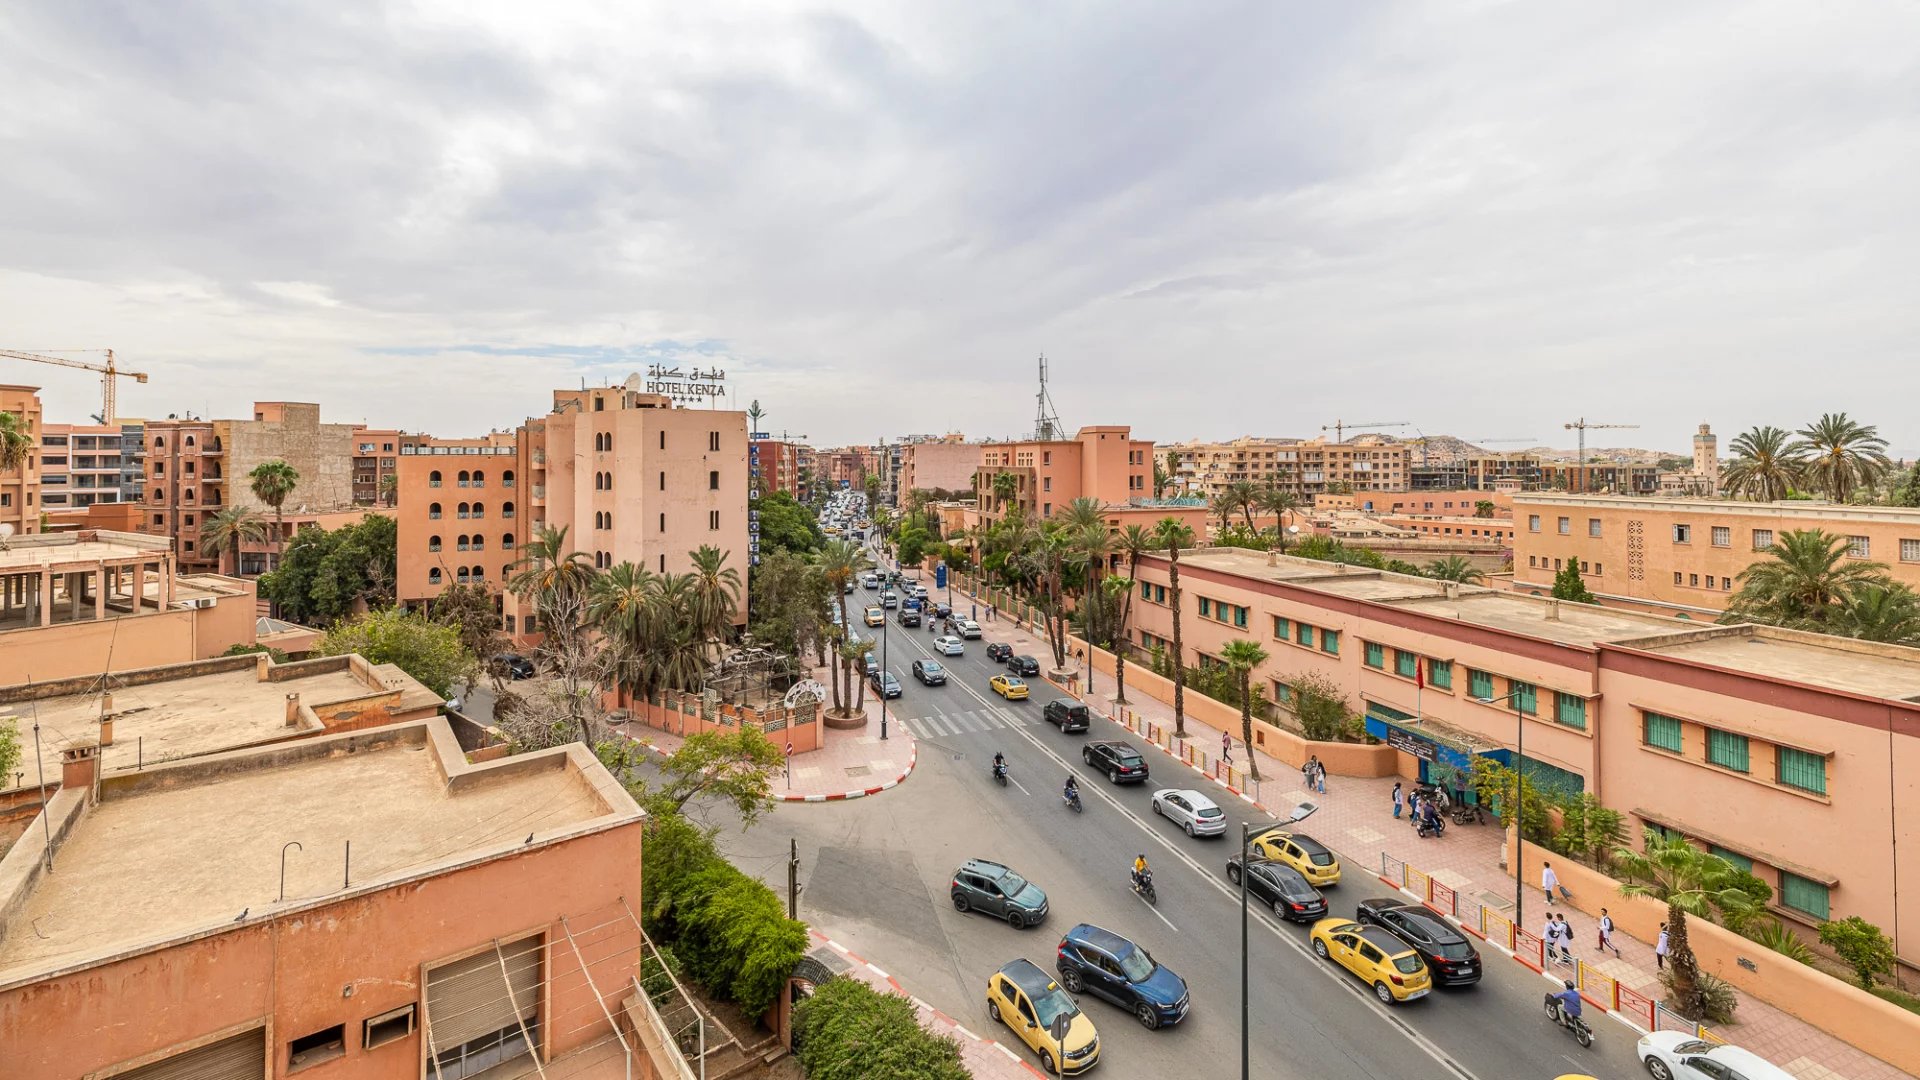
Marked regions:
[1416,658,1425,689]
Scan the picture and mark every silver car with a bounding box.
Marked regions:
[934,635,966,656]
[955,618,982,639]
[1151,789,1227,838]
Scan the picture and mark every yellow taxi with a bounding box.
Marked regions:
[987,958,1100,1074]
[1309,919,1432,1005]
[864,606,885,627]
[990,674,1030,700]
[1250,827,1342,886]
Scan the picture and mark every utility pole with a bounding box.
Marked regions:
[788,838,800,920]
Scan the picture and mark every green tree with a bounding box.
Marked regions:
[1614,833,1763,1018]
[222,642,289,661]
[0,411,33,472]
[1833,583,1920,645]
[1112,524,1154,707]
[754,491,823,555]
[507,524,598,641]
[0,715,21,789]
[199,506,270,577]
[894,528,930,568]
[1722,528,1894,632]
[1886,464,1920,508]
[619,727,785,826]
[687,544,743,654]
[813,540,874,718]
[793,977,970,1080]
[1474,500,1496,518]
[1425,555,1486,584]
[246,460,301,568]
[1549,793,1625,868]
[428,581,503,681]
[257,513,398,624]
[378,471,398,507]
[1224,480,1262,531]
[1818,916,1896,990]
[315,607,470,698]
[1151,518,1196,737]
[1286,670,1358,743]
[1791,413,1893,503]
[991,471,1020,506]
[1257,487,1302,550]
[1155,449,1180,497]
[1723,426,1805,502]
[1549,561,1596,603]
[1220,639,1269,781]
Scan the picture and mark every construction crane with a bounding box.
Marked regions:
[1321,419,1409,443]
[1563,418,1640,468]
[2,349,148,424]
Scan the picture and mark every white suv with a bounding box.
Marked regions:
[955,618,982,639]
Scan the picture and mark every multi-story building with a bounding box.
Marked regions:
[1125,546,1920,972]
[395,432,520,607]
[351,426,411,506]
[897,435,979,498]
[0,384,43,536]
[818,446,877,494]
[1513,494,1920,615]
[752,438,812,501]
[972,425,1156,525]
[1535,460,1662,495]
[1180,435,1413,498]
[1410,451,1543,491]
[38,420,145,515]
[1167,436,1298,498]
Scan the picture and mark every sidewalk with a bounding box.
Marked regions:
[958,584,1906,1080]
[810,930,1044,1079]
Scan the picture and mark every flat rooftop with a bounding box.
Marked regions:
[0,537,172,572]
[0,725,621,978]
[1628,631,1920,701]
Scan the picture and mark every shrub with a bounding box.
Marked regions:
[1870,985,1920,1016]
[1819,916,1896,990]
[315,607,470,697]
[222,643,290,662]
[1662,968,1739,1024]
[1749,919,1817,965]
[792,977,970,1080]
[1288,671,1361,742]
[1548,793,1625,869]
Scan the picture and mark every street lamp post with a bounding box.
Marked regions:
[880,607,890,740]
[1474,688,1529,927]
[1240,821,1250,1080]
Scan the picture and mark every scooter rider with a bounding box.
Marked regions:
[1131,853,1150,889]
[1551,979,1583,1024]
[992,751,1007,779]
[1063,775,1079,803]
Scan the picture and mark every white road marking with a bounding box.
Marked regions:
[1137,892,1180,932]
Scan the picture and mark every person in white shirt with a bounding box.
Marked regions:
[1542,861,1560,904]
[1542,915,1561,963]
[1655,924,1670,970]
[1598,908,1622,957]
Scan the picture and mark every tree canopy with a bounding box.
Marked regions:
[754,490,823,555]
[257,513,398,625]
[315,607,470,697]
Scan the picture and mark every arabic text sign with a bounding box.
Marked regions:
[645,362,728,398]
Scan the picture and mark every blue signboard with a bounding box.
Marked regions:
[935,562,948,590]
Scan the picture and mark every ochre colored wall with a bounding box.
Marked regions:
[0,583,258,689]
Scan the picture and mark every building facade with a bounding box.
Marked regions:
[395,433,521,606]
[0,384,43,537]
[751,438,812,501]
[1512,494,1920,614]
[38,420,144,514]
[352,427,412,506]
[971,425,1155,525]
[1123,546,1920,971]
[897,436,979,498]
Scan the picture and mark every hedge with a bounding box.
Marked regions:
[644,812,809,1017]
[792,977,969,1080]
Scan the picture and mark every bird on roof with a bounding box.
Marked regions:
[525,833,535,845]
[233,908,249,922]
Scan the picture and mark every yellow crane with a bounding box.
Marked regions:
[1,349,149,424]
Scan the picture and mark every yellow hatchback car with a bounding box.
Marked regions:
[988,958,1101,1075]
[1309,919,1432,1005]
[864,606,885,627]
[1250,828,1341,886]
[991,674,1030,700]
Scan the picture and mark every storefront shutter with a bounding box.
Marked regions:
[426,937,543,1047]
[119,1029,265,1080]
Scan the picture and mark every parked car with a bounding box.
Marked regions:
[956,618,983,639]
[933,635,965,655]
[1225,856,1327,922]
[1043,700,1091,732]
[951,858,1049,928]
[1082,741,1150,783]
[1636,1033,1796,1080]
[1055,923,1190,1030]
[990,674,1030,700]
[1151,788,1227,837]
[491,653,537,680]
[1309,920,1432,1004]
[985,642,1013,661]
[1249,827,1342,886]
[863,653,880,677]
[986,959,1099,1076]
[1354,898,1481,985]
[911,659,947,685]
[897,608,921,627]
[868,670,902,699]
[1007,655,1041,676]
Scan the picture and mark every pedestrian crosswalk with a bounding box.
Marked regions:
[897,706,1041,739]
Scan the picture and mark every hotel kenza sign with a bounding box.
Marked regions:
[636,363,728,401]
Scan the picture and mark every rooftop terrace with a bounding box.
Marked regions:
[1623,627,1920,702]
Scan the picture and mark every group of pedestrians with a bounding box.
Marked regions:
[1390,781,1446,836]
[1301,755,1327,794]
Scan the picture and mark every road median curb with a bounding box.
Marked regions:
[778,743,917,803]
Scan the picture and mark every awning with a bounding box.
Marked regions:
[1363,701,1502,761]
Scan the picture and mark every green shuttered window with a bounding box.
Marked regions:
[1643,712,1683,752]
[1707,730,1750,773]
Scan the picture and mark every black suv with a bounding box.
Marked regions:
[1082,741,1150,783]
[1055,923,1190,1030]
[1007,654,1041,676]
[898,607,921,627]
[1356,898,1482,985]
[911,658,947,685]
[1225,855,1327,922]
[1043,700,1091,732]
[951,858,1049,929]
[985,642,1014,662]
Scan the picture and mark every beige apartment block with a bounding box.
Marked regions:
[1125,546,1920,971]
[972,425,1155,525]
[0,384,43,537]
[394,432,520,606]
[1178,435,1410,498]
[1512,494,1920,614]
[898,437,980,497]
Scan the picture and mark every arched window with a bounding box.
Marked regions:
[429,502,443,519]
[429,567,442,584]
[456,567,470,583]
[457,502,470,519]
[502,501,515,519]
[472,536,485,551]
[603,470,612,490]
[473,470,485,486]
[185,435,196,447]
[183,488,196,502]
[457,534,470,551]
[503,533,515,550]
[471,565,485,581]
[429,470,443,487]
[154,436,165,449]
[428,535,442,552]
[472,502,485,519]
[458,470,471,487]
[502,470,515,488]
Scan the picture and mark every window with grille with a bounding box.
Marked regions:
[1320,630,1338,655]
[1297,623,1314,648]
[1711,526,1730,547]
[1780,873,1830,920]
[1274,681,1292,704]
[1428,660,1452,689]
[1528,515,1541,532]
[1273,615,1290,639]
[1902,538,1920,563]
[1364,642,1385,669]
[1198,597,1212,618]
[1233,605,1248,628]
[1753,529,1774,550]
[1588,518,1602,537]
[1143,581,1153,601]
[1509,680,1537,714]
[1847,535,1871,558]
[1777,747,1827,794]
[1706,729,1750,772]
[1394,649,1417,678]
[1673,524,1691,543]
[1643,711,1683,751]
[1469,669,1493,700]
[1709,846,1753,874]
[1555,692,1586,729]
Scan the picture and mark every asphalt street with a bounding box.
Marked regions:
[708,573,1645,1080]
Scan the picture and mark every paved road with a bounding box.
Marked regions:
[710,577,1642,1080]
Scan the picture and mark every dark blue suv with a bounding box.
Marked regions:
[1055,923,1190,1029]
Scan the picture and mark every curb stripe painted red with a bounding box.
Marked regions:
[780,744,917,802]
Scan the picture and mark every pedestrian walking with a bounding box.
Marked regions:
[1541,915,1560,963]
[1302,758,1314,787]
[1555,914,1576,964]
[1655,924,1670,970]
[1542,861,1560,905]
[1221,731,1233,766]
[1392,781,1404,819]
[1316,762,1327,795]
[1598,909,1622,958]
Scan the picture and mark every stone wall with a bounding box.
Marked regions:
[227,403,360,511]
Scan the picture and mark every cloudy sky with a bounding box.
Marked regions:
[3,1,1917,456]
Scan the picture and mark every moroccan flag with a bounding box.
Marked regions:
[1416,658,1425,689]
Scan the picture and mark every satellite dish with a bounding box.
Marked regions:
[623,372,644,394]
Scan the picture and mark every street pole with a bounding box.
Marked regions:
[788,838,800,920]
[1514,699,1525,929]
[1240,821,1250,1080]
[880,611,890,740]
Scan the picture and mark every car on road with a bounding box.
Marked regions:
[1249,828,1342,886]
[863,606,885,627]
[1043,700,1090,732]
[1006,654,1041,676]
[868,670,902,698]
[1082,741,1149,784]
[1356,898,1481,985]
[897,607,921,627]
[880,590,899,608]
[951,858,1050,929]
[933,602,952,619]
[990,674,1030,700]
[1224,855,1328,922]
[985,642,1013,661]
[1150,788,1227,837]
[987,959,1099,1076]
[911,659,947,685]
[1309,919,1432,1005]
[491,653,537,680]
[956,618,982,639]
[861,573,880,589]
[932,635,965,655]
[1055,923,1190,1030]
[1636,1033,1794,1080]
[863,653,880,677]
[843,580,855,594]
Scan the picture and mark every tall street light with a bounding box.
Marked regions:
[1474,687,1530,927]
[879,602,890,740]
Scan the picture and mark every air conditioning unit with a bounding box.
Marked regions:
[184,596,216,609]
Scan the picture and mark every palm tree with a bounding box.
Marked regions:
[1018,524,1075,669]
[645,573,709,694]
[687,545,743,655]
[1158,450,1181,497]
[1151,517,1196,737]
[1223,480,1262,531]
[1614,833,1763,1016]
[1722,426,1804,502]
[200,506,270,577]
[1791,413,1893,503]
[1112,524,1154,707]
[813,539,874,716]
[1835,583,1920,645]
[508,524,598,640]
[991,471,1020,511]
[247,460,301,569]
[378,472,399,507]
[1256,487,1302,551]
[589,561,658,698]
[1424,555,1486,584]
[1220,639,1269,781]
[1722,528,1894,631]
[0,411,31,473]
[1058,497,1110,641]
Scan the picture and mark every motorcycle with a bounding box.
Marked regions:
[1416,813,1446,839]
[1545,993,1595,1048]
[993,761,1008,787]
[1063,788,1083,813]
[1449,802,1487,826]
[1132,869,1157,906]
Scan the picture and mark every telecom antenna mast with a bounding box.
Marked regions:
[1033,354,1066,441]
